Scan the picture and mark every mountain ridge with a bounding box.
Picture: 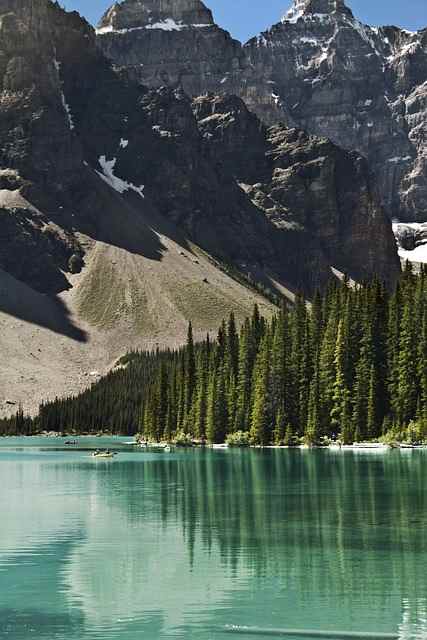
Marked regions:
[97,0,427,230]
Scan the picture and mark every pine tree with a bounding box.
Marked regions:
[273,405,286,445]
[226,312,239,380]
[206,371,217,444]
[319,291,340,434]
[194,350,208,441]
[398,298,418,425]
[250,334,271,445]
[305,354,321,445]
[418,307,427,433]
[366,364,378,439]
[331,320,353,443]
[206,365,228,444]
[157,361,169,440]
[234,320,253,432]
[185,322,196,417]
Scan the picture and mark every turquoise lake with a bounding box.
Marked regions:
[0,439,426,639]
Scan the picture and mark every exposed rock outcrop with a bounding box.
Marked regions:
[243,0,427,223]
[193,94,399,284]
[97,0,246,97]
[96,0,427,224]
[99,0,214,31]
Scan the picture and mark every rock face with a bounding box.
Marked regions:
[97,0,245,97]
[97,0,427,223]
[0,0,90,292]
[98,0,214,31]
[243,0,427,223]
[193,95,398,284]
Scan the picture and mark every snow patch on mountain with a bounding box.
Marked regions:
[53,56,74,130]
[393,222,427,264]
[61,92,74,130]
[97,19,211,35]
[97,156,145,198]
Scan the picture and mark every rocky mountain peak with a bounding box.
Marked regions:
[98,0,214,33]
[282,0,352,22]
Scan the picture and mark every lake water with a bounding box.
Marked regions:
[0,439,426,640]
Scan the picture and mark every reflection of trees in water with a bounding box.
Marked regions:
[105,451,427,611]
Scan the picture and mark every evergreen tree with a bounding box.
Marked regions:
[273,405,286,445]
[331,320,353,443]
[185,322,197,417]
[194,350,208,441]
[206,366,228,444]
[250,334,271,445]
[305,354,321,445]
[398,298,418,425]
[234,320,253,432]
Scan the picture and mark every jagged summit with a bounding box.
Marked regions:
[98,0,214,33]
[283,0,353,22]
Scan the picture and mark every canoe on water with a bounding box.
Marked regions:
[91,452,115,459]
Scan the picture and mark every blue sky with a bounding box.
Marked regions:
[62,1,427,41]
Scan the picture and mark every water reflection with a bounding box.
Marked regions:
[0,447,426,639]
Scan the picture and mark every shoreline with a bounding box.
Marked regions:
[1,435,425,451]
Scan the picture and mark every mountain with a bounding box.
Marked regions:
[0,0,398,414]
[192,94,397,283]
[97,0,427,243]
[97,0,246,96]
[244,0,427,226]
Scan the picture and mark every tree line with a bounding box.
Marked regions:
[1,265,426,444]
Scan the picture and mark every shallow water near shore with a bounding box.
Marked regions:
[0,438,426,640]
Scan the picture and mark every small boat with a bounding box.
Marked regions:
[399,443,422,449]
[91,450,115,459]
[164,445,171,453]
[65,440,77,446]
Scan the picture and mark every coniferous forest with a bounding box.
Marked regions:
[2,265,427,444]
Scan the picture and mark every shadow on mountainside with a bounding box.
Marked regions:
[0,268,87,343]
[0,169,197,342]
[79,168,193,259]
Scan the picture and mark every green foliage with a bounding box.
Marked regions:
[226,431,251,447]
[283,424,300,447]
[173,431,194,447]
[2,270,427,445]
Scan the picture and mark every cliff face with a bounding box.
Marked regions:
[99,0,215,31]
[193,95,398,284]
[0,0,90,292]
[97,0,427,225]
[97,0,246,97]
[243,0,427,224]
